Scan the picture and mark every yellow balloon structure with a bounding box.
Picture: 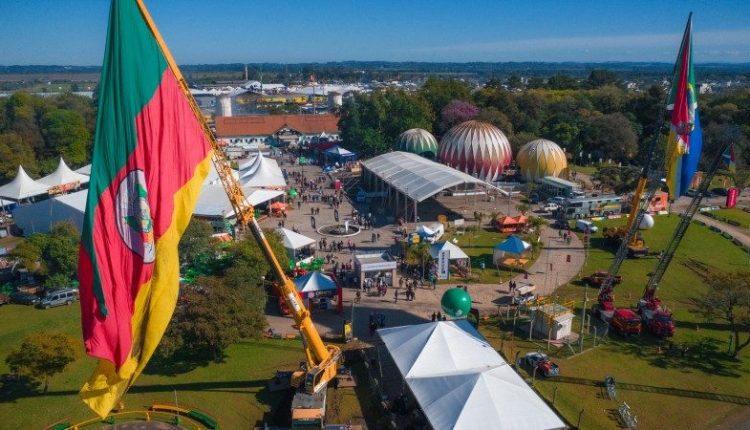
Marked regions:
[516,139,568,181]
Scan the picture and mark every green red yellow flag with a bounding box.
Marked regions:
[78,0,212,417]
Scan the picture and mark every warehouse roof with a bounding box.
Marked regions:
[214,114,339,137]
[361,151,487,203]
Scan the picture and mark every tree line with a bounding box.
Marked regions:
[0,91,95,182]
[339,73,750,175]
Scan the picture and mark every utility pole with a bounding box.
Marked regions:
[580,287,588,353]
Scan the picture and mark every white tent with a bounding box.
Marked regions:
[294,271,336,294]
[276,227,316,257]
[193,185,283,219]
[0,166,49,201]
[13,189,87,234]
[37,157,90,187]
[75,164,92,175]
[379,320,566,430]
[204,162,239,186]
[429,241,469,260]
[238,153,286,188]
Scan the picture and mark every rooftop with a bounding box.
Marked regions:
[214,114,340,137]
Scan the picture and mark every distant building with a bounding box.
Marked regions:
[214,114,340,148]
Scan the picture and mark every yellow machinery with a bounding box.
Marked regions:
[602,174,649,257]
[139,0,340,421]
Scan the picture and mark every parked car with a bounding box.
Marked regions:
[38,288,79,309]
[0,293,9,305]
[10,292,41,306]
[542,203,560,213]
[576,219,598,233]
[521,352,560,377]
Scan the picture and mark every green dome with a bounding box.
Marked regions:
[441,287,472,318]
[396,128,438,159]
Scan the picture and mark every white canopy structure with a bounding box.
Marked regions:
[276,227,316,257]
[13,189,87,234]
[75,164,92,175]
[429,241,469,260]
[294,271,336,294]
[0,166,49,201]
[37,158,90,187]
[238,153,286,188]
[193,185,283,219]
[379,320,566,430]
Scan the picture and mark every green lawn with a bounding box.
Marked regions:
[567,164,599,176]
[0,304,319,429]
[442,225,540,284]
[714,207,750,228]
[481,215,750,429]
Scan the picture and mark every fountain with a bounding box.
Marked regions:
[317,223,361,237]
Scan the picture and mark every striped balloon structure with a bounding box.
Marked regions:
[396,128,439,159]
[438,120,512,182]
[516,138,568,181]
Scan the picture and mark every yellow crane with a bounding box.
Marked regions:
[138,0,340,413]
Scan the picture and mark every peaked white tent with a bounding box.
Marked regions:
[238,153,286,188]
[276,227,316,258]
[429,241,469,260]
[75,164,92,175]
[379,320,566,430]
[0,166,49,201]
[294,271,336,295]
[37,158,90,187]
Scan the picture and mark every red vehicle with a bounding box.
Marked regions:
[583,271,622,287]
[638,298,675,337]
[611,308,642,336]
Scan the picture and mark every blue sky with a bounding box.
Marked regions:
[1,0,748,65]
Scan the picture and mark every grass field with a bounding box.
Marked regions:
[0,304,345,429]
[480,214,750,429]
[714,207,750,228]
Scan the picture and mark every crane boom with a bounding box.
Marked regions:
[137,0,338,394]
[642,143,729,299]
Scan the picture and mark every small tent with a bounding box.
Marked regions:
[0,166,49,202]
[378,320,566,430]
[429,241,469,260]
[37,157,90,190]
[323,145,357,165]
[495,215,528,233]
[294,271,342,312]
[277,227,316,259]
[493,235,531,269]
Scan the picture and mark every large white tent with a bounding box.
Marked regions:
[13,189,87,234]
[379,320,566,430]
[0,166,49,201]
[193,185,283,219]
[75,164,92,175]
[238,153,286,188]
[37,158,90,188]
[276,227,316,258]
[429,241,469,260]
[294,271,336,295]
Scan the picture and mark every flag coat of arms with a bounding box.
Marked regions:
[78,0,212,417]
[665,13,703,199]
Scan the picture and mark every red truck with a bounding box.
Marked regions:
[611,308,642,336]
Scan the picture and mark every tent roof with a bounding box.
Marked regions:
[325,145,354,156]
[37,158,90,187]
[294,271,336,293]
[379,320,566,430]
[429,241,469,260]
[238,153,286,188]
[494,235,531,254]
[361,151,487,203]
[0,166,49,201]
[277,227,316,250]
[193,185,283,218]
[75,164,92,175]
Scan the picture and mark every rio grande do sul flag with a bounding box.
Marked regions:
[665,13,702,198]
[78,0,212,417]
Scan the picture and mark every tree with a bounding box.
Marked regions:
[43,222,80,280]
[580,113,638,160]
[0,132,38,181]
[6,332,78,393]
[506,75,524,90]
[160,277,266,361]
[12,233,49,275]
[440,100,479,131]
[178,218,216,265]
[691,271,750,358]
[516,204,530,216]
[420,77,471,131]
[592,165,641,194]
[476,107,514,136]
[40,109,90,165]
[586,69,620,88]
[546,74,580,90]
